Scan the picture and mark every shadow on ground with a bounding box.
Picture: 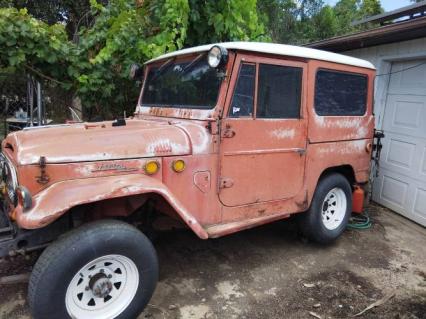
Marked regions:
[0,203,425,318]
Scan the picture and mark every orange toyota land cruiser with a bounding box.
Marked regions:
[0,42,376,318]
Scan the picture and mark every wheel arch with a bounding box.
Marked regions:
[318,164,356,188]
[14,175,208,239]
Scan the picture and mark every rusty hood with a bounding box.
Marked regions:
[2,119,192,165]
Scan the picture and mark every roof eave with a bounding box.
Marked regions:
[308,16,426,52]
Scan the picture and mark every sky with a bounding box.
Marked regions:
[325,0,413,12]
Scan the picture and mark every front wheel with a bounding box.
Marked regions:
[28,220,158,319]
[298,173,352,244]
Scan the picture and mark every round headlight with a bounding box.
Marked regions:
[3,163,17,205]
[16,186,32,210]
[0,160,4,177]
[207,45,228,68]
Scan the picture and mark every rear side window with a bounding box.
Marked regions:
[315,70,368,116]
[229,63,255,117]
[257,64,302,118]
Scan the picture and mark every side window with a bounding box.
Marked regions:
[257,64,302,119]
[315,70,368,116]
[229,63,255,117]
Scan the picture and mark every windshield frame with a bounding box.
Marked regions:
[136,52,234,120]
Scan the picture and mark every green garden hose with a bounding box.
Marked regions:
[347,211,372,230]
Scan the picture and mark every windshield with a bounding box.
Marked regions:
[141,54,222,109]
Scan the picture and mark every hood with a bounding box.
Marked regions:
[2,119,192,165]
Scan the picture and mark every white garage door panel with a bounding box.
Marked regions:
[388,60,426,95]
[380,173,408,208]
[413,188,426,222]
[375,169,426,226]
[385,138,415,170]
[373,59,426,227]
[380,131,425,179]
[383,95,426,138]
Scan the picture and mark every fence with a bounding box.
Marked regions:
[0,73,71,141]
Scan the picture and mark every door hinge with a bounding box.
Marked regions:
[206,120,220,135]
[219,177,234,189]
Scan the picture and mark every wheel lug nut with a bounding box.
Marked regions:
[100,269,104,273]
[85,286,90,291]
[108,274,112,278]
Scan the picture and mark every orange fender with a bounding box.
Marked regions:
[14,174,208,239]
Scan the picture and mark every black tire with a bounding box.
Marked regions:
[299,173,352,244]
[28,220,158,319]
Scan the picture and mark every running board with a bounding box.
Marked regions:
[205,211,291,238]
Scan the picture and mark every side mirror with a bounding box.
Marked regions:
[129,63,144,80]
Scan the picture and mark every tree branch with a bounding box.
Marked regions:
[24,64,67,86]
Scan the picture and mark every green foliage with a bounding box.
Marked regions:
[0,8,73,83]
[73,0,191,114]
[0,0,384,117]
[259,0,384,44]
[0,0,266,118]
[186,0,268,46]
[257,0,298,44]
[310,5,339,40]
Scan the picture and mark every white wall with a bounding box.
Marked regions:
[344,37,426,67]
[343,37,426,128]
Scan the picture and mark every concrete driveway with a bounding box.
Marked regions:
[0,203,425,319]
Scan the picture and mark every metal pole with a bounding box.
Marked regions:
[36,81,42,126]
[28,75,34,126]
[4,99,8,136]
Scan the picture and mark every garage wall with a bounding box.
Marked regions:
[343,38,426,227]
[344,37,426,128]
[344,37,426,66]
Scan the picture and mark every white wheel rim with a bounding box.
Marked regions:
[321,187,347,230]
[65,254,139,319]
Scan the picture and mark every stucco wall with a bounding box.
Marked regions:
[343,37,426,128]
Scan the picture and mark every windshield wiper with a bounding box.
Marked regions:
[150,57,175,82]
[182,53,205,74]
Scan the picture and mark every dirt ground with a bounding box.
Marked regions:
[0,203,425,319]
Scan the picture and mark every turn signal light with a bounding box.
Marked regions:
[172,159,186,173]
[144,160,160,175]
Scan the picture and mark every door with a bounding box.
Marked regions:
[373,59,426,226]
[219,54,307,207]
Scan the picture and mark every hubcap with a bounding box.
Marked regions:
[321,187,347,230]
[65,254,139,319]
[90,273,113,298]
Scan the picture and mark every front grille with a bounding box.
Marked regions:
[0,153,17,205]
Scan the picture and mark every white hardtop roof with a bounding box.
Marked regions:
[146,41,375,70]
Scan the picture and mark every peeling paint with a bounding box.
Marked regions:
[2,51,375,243]
[270,128,295,139]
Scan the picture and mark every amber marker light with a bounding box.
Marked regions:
[172,159,186,173]
[144,160,160,175]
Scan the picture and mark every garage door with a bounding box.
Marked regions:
[373,59,426,226]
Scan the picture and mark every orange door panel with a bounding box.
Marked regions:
[219,54,307,207]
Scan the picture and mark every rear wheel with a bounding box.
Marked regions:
[299,173,352,244]
[28,220,158,319]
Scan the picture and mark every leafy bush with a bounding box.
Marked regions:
[0,0,267,118]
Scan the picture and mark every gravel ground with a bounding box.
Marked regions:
[0,203,425,319]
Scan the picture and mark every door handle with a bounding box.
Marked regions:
[222,124,236,138]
